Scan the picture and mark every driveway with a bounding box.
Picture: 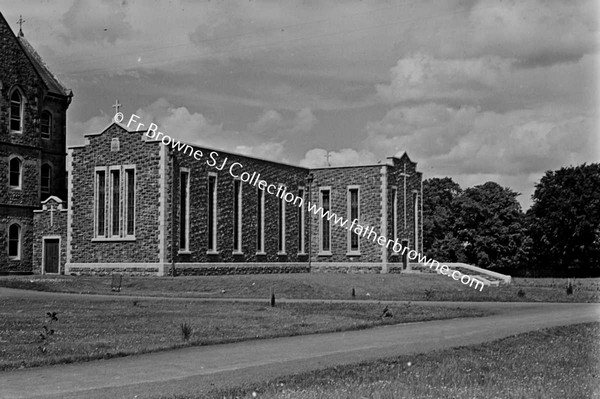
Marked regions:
[1,289,598,399]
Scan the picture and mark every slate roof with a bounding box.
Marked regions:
[17,35,70,97]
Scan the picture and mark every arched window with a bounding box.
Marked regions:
[8,223,21,259]
[9,89,23,132]
[41,111,52,139]
[9,157,22,189]
[41,164,52,194]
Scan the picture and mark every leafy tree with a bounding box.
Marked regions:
[422,177,462,256]
[452,182,527,269]
[426,232,467,263]
[423,179,527,269]
[528,163,600,276]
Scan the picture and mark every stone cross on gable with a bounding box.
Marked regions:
[399,164,411,229]
[112,99,122,115]
[17,15,25,37]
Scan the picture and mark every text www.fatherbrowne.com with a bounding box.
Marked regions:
[119,112,485,292]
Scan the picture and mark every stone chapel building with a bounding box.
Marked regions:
[1,12,423,276]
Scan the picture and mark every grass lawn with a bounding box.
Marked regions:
[0,296,485,371]
[1,273,599,302]
[200,322,600,399]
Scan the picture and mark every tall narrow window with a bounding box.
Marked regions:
[41,164,51,195]
[278,192,286,253]
[320,188,331,253]
[9,157,22,188]
[298,188,305,253]
[110,169,120,237]
[8,223,21,259]
[207,174,217,252]
[179,170,189,251]
[413,191,419,254]
[391,187,398,243]
[125,168,135,237]
[10,90,22,132]
[233,180,242,252]
[256,188,264,253]
[41,111,52,139]
[96,171,106,237]
[348,187,359,252]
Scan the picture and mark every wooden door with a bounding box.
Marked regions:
[44,239,59,274]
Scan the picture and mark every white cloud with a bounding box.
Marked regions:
[396,0,598,68]
[376,53,510,103]
[366,103,595,175]
[364,103,596,209]
[68,114,112,146]
[234,142,287,162]
[60,0,134,45]
[292,108,317,133]
[247,108,317,137]
[132,98,224,146]
[248,110,284,134]
[469,0,597,67]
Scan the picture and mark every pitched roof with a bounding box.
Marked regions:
[16,35,70,97]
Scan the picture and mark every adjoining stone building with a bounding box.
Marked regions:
[0,12,71,273]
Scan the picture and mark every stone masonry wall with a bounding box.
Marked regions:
[0,207,33,272]
[171,146,310,265]
[308,165,383,263]
[386,153,423,264]
[69,124,163,264]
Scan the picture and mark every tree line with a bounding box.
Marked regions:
[422,163,600,277]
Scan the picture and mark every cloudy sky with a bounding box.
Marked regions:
[2,0,598,209]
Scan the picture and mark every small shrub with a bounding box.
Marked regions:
[566,280,573,295]
[380,305,393,318]
[424,289,434,300]
[517,289,526,298]
[180,321,193,341]
[38,311,58,353]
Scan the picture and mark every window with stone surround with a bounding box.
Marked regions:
[207,173,218,253]
[298,187,305,254]
[319,187,332,254]
[95,169,106,237]
[41,111,52,139]
[179,169,190,252]
[9,88,23,132]
[277,187,286,254]
[41,164,52,195]
[109,168,120,237]
[233,179,242,253]
[347,186,360,254]
[8,223,21,260]
[125,168,135,237]
[391,186,398,243]
[94,165,136,240]
[413,190,419,253]
[9,156,22,189]
[256,187,265,254]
